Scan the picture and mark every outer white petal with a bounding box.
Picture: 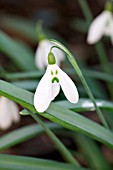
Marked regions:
[35,47,43,70]
[57,66,79,103]
[87,11,111,44]
[34,66,52,112]
[8,100,20,123]
[51,83,60,101]
[35,40,51,70]
[0,97,13,130]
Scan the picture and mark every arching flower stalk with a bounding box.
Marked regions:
[87,1,113,44]
[0,96,20,130]
[34,52,79,113]
[35,39,65,70]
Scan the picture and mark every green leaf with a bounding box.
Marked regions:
[12,80,38,90]
[0,15,36,41]
[5,70,44,80]
[0,123,61,151]
[0,154,86,170]
[74,134,111,170]
[82,69,113,83]
[56,99,113,112]
[0,80,113,149]
[20,109,31,115]
[0,31,36,71]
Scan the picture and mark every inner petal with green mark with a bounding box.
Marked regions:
[52,77,59,83]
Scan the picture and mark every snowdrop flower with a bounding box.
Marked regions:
[35,39,65,70]
[0,96,20,130]
[34,52,79,112]
[87,3,113,44]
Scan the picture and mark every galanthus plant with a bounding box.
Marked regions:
[1,1,113,169]
[0,96,20,130]
[34,51,79,112]
[87,1,113,44]
[35,39,65,70]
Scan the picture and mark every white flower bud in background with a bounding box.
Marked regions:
[35,39,65,70]
[0,96,20,130]
[87,2,113,45]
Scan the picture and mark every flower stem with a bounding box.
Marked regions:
[78,0,113,99]
[50,41,109,129]
[77,0,93,22]
[29,111,80,166]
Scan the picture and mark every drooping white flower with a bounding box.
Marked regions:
[0,96,20,130]
[35,39,65,70]
[87,11,113,44]
[34,52,79,113]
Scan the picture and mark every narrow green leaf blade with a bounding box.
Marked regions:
[5,70,44,80]
[0,31,36,71]
[0,154,86,170]
[0,80,113,149]
[0,123,61,151]
[0,15,36,41]
[12,80,38,90]
[56,99,113,112]
[74,135,111,170]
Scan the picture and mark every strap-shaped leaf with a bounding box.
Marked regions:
[0,154,86,170]
[0,31,36,71]
[0,15,36,41]
[74,135,111,170]
[12,80,38,90]
[56,99,113,112]
[0,123,61,151]
[0,80,113,149]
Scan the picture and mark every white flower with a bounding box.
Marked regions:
[0,96,20,130]
[87,11,113,44]
[34,52,79,113]
[35,39,65,70]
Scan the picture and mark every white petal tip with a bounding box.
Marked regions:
[87,36,96,45]
[34,106,46,113]
[14,115,21,123]
[0,121,12,130]
[69,93,79,104]
[71,98,79,104]
[34,93,51,113]
[34,99,47,113]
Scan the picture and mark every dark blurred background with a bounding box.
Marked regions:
[0,0,110,70]
[0,0,106,42]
